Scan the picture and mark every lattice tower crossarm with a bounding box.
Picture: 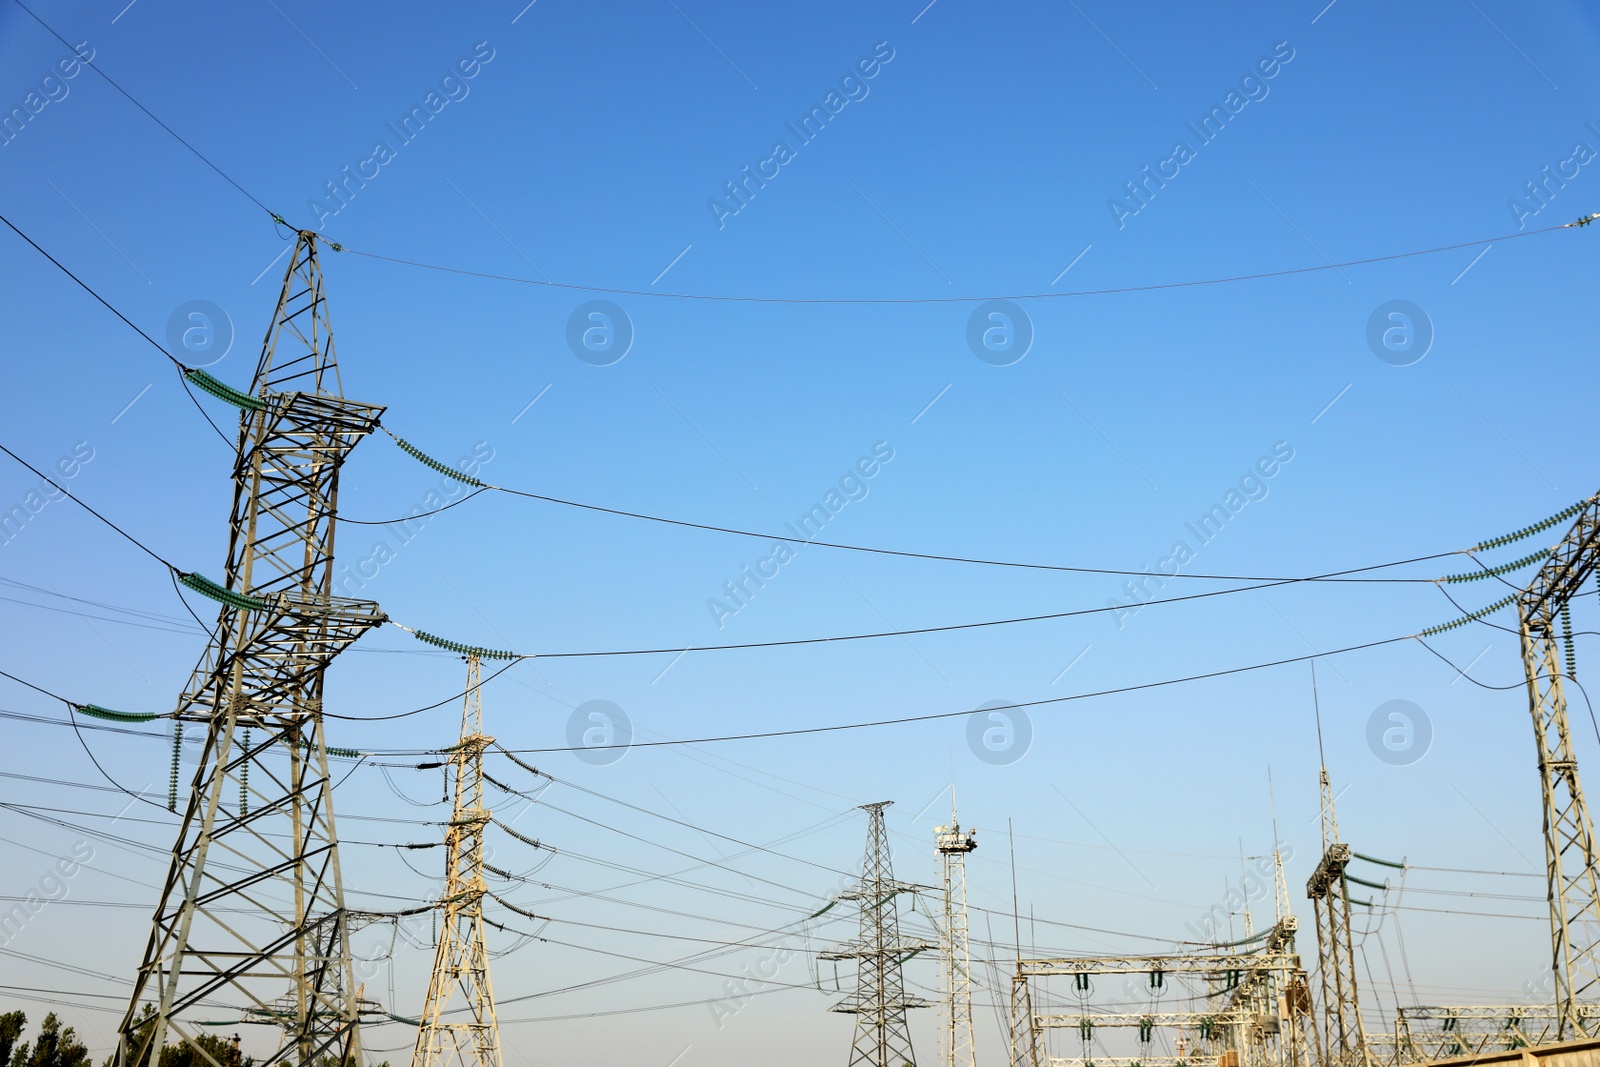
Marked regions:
[1516,494,1600,1038]
[823,801,932,1067]
[411,654,504,1067]
[115,233,384,1067]
[936,809,979,1067]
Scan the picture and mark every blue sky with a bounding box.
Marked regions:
[3,1,1600,1065]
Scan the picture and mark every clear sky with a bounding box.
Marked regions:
[3,1,1600,1065]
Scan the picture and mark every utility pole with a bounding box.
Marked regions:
[1516,497,1600,1038]
[935,802,979,1067]
[824,801,932,1067]
[412,654,504,1067]
[116,232,385,1067]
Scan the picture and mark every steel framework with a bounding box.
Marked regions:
[1306,768,1371,1067]
[824,801,932,1067]
[935,807,979,1067]
[115,232,384,1067]
[1517,498,1600,1038]
[1366,1004,1600,1065]
[411,654,504,1067]
[1013,935,1311,1067]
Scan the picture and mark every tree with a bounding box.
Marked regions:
[9,1013,89,1067]
[0,1013,25,1067]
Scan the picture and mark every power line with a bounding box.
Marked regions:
[0,440,178,571]
[500,748,852,879]
[0,432,1442,691]
[390,571,1419,663]
[12,1,279,221]
[380,429,1452,584]
[412,632,1415,752]
[340,214,1598,305]
[0,211,233,446]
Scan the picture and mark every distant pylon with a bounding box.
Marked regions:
[823,801,932,1067]
[935,800,979,1067]
[115,232,385,1067]
[1306,764,1371,1067]
[412,653,504,1067]
[1514,498,1600,1038]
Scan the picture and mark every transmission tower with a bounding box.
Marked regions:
[115,232,385,1067]
[412,654,504,1067]
[935,804,978,1067]
[1306,766,1370,1067]
[1517,498,1600,1038]
[823,801,932,1067]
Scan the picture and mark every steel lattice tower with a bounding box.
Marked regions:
[1516,496,1600,1038]
[412,654,504,1067]
[823,801,932,1067]
[935,806,978,1067]
[115,232,385,1067]
[1306,767,1370,1067]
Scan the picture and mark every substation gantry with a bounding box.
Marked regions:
[1008,931,1314,1067]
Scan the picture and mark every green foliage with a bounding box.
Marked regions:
[8,1013,89,1067]
[97,1007,254,1067]
[0,1013,26,1067]
[156,1032,240,1067]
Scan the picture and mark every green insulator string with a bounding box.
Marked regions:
[1352,850,1405,869]
[409,628,518,661]
[300,737,363,760]
[1470,499,1589,552]
[75,703,159,723]
[240,727,250,816]
[1419,593,1519,637]
[1440,548,1551,583]
[390,433,487,488]
[178,572,266,612]
[183,368,265,412]
[1562,602,1577,679]
[169,722,182,812]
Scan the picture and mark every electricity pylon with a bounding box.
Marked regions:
[115,232,385,1067]
[1306,766,1370,1067]
[823,801,932,1067]
[935,805,978,1067]
[412,654,503,1067]
[1516,498,1600,1038]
